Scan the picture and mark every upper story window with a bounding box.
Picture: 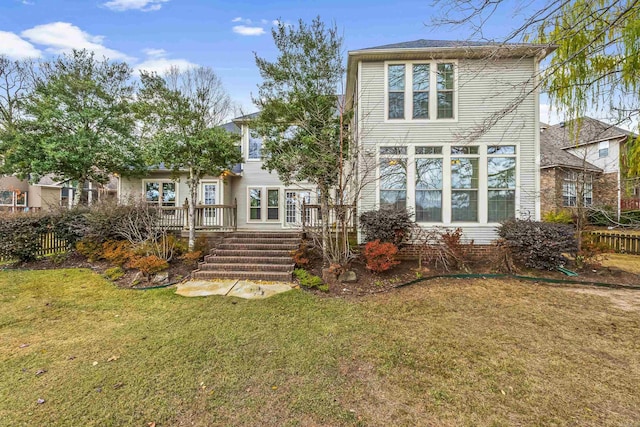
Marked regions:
[248,131,262,160]
[598,140,609,158]
[387,61,456,121]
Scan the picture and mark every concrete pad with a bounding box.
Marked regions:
[176,279,237,297]
[176,279,294,299]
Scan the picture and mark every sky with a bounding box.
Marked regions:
[0,0,562,121]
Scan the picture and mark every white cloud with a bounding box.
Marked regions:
[231,17,243,22]
[0,31,41,59]
[21,22,132,61]
[539,103,563,125]
[232,25,265,36]
[135,49,197,75]
[102,0,168,12]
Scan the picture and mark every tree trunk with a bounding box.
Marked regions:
[319,184,330,266]
[188,169,197,252]
[73,179,84,207]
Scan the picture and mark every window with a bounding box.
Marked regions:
[248,131,262,160]
[451,146,479,222]
[487,146,516,222]
[267,189,279,220]
[412,64,429,119]
[415,146,443,222]
[598,141,609,158]
[437,63,455,119]
[563,171,593,207]
[144,181,176,207]
[249,188,262,220]
[379,146,407,209]
[388,64,405,119]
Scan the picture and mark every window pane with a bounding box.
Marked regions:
[268,189,279,207]
[249,134,262,159]
[380,146,407,155]
[388,92,405,119]
[413,91,429,119]
[380,190,406,210]
[416,146,442,155]
[488,145,516,155]
[452,190,478,221]
[250,189,261,207]
[16,191,26,206]
[488,190,515,222]
[380,159,407,190]
[0,190,12,205]
[145,182,159,202]
[413,64,430,90]
[388,65,405,90]
[437,92,453,118]
[416,190,442,222]
[162,183,176,206]
[416,158,442,189]
[488,158,516,189]
[451,158,478,189]
[451,146,478,155]
[437,63,454,89]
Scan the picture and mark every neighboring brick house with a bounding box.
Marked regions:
[539,117,639,217]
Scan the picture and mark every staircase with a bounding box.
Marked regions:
[192,232,301,282]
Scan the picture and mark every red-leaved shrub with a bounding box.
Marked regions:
[127,255,169,281]
[363,240,400,273]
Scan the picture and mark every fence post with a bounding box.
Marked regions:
[233,198,237,231]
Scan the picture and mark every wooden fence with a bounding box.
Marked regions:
[0,232,69,262]
[621,199,640,211]
[587,230,640,255]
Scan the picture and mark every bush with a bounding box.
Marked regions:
[127,255,169,281]
[0,214,49,262]
[290,241,311,267]
[50,207,88,247]
[498,219,578,270]
[76,240,104,262]
[179,250,203,266]
[103,266,125,281]
[81,201,138,243]
[101,240,135,267]
[293,268,328,291]
[359,209,413,246]
[363,240,400,273]
[575,235,612,269]
[542,209,574,224]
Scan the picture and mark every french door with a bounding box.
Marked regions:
[285,190,311,227]
[201,182,218,227]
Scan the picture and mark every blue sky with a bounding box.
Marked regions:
[1,0,562,120]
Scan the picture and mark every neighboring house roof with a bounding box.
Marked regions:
[540,137,602,172]
[544,117,636,149]
[359,39,528,50]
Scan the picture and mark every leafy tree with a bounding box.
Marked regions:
[136,66,241,251]
[253,17,348,266]
[0,50,145,202]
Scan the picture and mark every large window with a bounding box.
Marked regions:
[249,188,262,220]
[415,146,442,222]
[387,62,455,121]
[379,146,407,209]
[267,189,279,220]
[388,65,405,119]
[144,181,176,207]
[451,146,479,222]
[248,131,262,160]
[0,190,26,207]
[563,171,593,207]
[487,146,516,222]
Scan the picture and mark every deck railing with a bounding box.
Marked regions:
[157,200,237,232]
[301,203,357,233]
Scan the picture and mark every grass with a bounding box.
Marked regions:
[601,253,640,274]
[1,269,640,426]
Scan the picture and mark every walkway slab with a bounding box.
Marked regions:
[176,279,294,299]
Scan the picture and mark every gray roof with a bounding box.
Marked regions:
[358,39,543,51]
[544,117,636,149]
[540,139,601,172]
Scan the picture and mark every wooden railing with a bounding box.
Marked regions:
[587,230,640,254]
[157,201,237,232]
[621,198,640,211]
[301,203,357,233]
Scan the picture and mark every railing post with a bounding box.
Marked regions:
[233,198,238,231]
[183,199,189,230]
[302,200,307,233]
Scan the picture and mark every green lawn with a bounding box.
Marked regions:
[1,270,640,426]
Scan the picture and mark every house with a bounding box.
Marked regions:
[540,117,639,217]
[0,175,117,212]
[118,113,318,232]
[344,39,554,245]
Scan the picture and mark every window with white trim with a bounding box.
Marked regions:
[487,146,516,222]
[563,171,593,207]
[249,188,262,220]
[412,64,429,119]
[388,65,406,119]
[379,146,407,209]
[415,146,442,222]
[598,140,609,158]
[451,146,479,222]
[248,130,262,160]
[144,181,177,207]
[267,189,279,220]
[437,63,455,119]
[0,190,26,206]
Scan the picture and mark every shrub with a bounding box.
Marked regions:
[102,240,135,267]
[0,214,49,262]
[413,227,474,272]
[49,207,88,247]
[82,201,137,243]
[542,209,574,224]
[76,240,104,262]
[290,241,311,267]
[359,209,413,246]
[179,250,203,266]
[103,266,125,281]
[575,235,612,269]
[293,268,328,291]
[498,219,578,270]
[363,240,400,273]
[127,255,169,281]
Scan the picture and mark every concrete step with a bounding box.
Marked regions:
[204,255,294,265]
[198,263,293,272]
[193,270,293,282]
[217,243,299,251]
[212,249,293,258]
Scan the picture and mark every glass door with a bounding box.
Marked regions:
[201,183,218,227]
[285,190,311,227]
